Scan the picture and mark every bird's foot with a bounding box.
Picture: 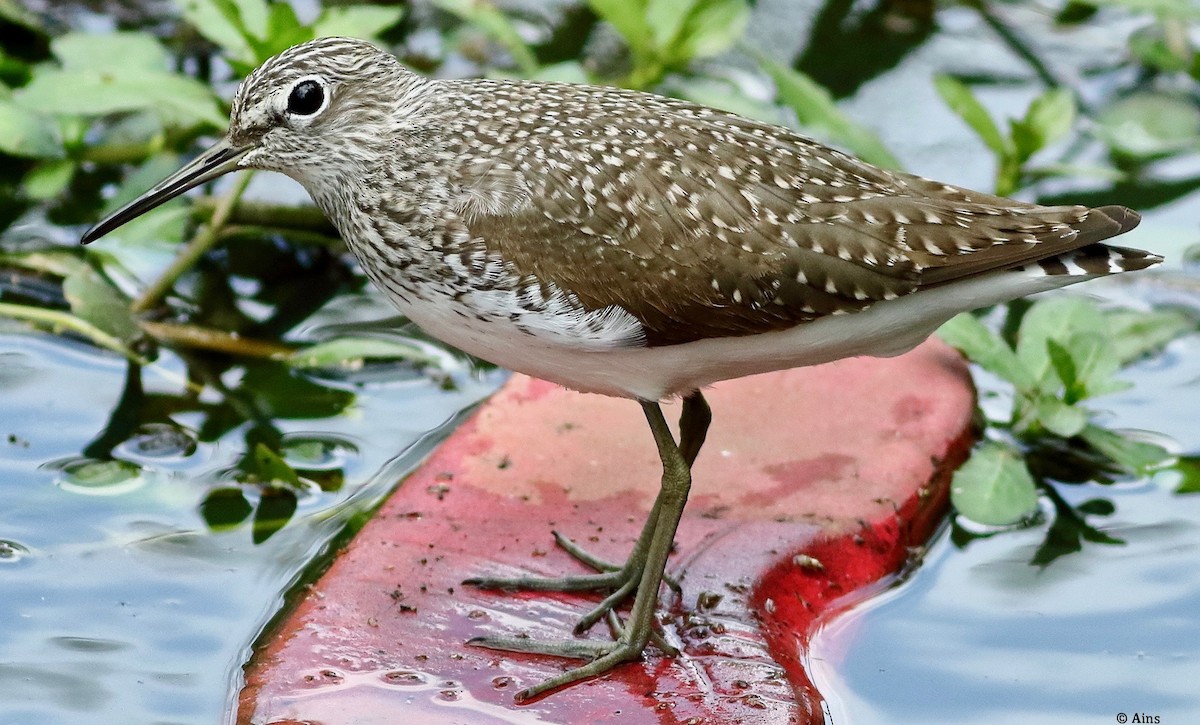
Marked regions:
[464,530,678,634]
[467,396,704,700]
[469,612,677,701]
[549,531,681,592]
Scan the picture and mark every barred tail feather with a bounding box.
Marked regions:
[1015,243,1163,279]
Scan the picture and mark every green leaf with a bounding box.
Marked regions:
[995,155,1020,197]
[758,54,901,169]
[0,249,88,278]
[1009,118,1041,165]
[951,442,1040,526]
[1064,331,1128,399]
[1045,338,1078,396]
[0,302,146,364]
[240,441,302,502]
[22,159,76,201]
[91,113,168,159]
[252,485,297,543]
[52,32,170,71]
[1095,92,1200,159]
[1128,25,1194,73]
[1106,309,1193,364]
[231,0,270,39]
[671,0,749,63]
[1013,88,1074,162]
[313,5,406,39]
[56,115,90,148]
[1015,297,1106,393]
[279,436,351,468]
[247,442,303,488]
[59,458,146,493]
[1173,456,1200,494]
[937,312,1034,390]
[1029,515,1081,563]
[1033,394,1088,437]
[288,336,441,371]
[1076,498,1115,516]
[1031,491,1122,567]
[1080,424,1171,474]
[589,0,654,60]
[14,68,225,129]
[199,486,253,531]
[934,75,1013,160]
[646,0,694,52]
[241,361,355,419]
[180,0,247,49]
[0,100,64,158]
[260,2,311,58]
[61,266,140,342]
[179,0,264,65]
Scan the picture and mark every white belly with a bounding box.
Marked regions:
[389,267,1091,401]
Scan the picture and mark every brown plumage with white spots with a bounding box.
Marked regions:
[81,37,1161,700]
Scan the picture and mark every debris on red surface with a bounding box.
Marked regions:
[239,340,975,724]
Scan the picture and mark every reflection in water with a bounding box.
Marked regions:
[0,325,500,724]
[50,456,152,496]
[115,422,199,460]
[259,668,554,724]
[0,540,31,564]
[812,337,1200,725]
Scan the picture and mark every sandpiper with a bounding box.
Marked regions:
[82,37,1160,700]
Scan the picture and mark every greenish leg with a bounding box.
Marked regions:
[565,391,709,633]
[468,396,703,701]
[465,393,710,633]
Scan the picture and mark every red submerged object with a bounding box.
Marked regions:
[239,339,975,723]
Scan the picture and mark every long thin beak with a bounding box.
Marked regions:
[81,138,250,244]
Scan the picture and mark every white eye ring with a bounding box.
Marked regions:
[285,75,329,117]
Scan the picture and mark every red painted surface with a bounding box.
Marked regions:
[238,340,975,724]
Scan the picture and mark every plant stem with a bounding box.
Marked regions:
[131,172,253,313]
[138,320,295,359]
[0,302,149,365]
[966,0,1067,93]
[77,141,163,165]
[191,198,335,233]
[217,225,343,248]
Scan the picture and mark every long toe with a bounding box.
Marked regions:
[463,568,627,593]
[513,643,649,702]
[466,634,616,661]
[573,577,638,634]
[469,634,652,702]
[554,531,680,592]
[552,530,622,572]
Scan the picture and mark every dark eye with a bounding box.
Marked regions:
[287,79,325,116]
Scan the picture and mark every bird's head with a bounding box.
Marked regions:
[82,37,425,244]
